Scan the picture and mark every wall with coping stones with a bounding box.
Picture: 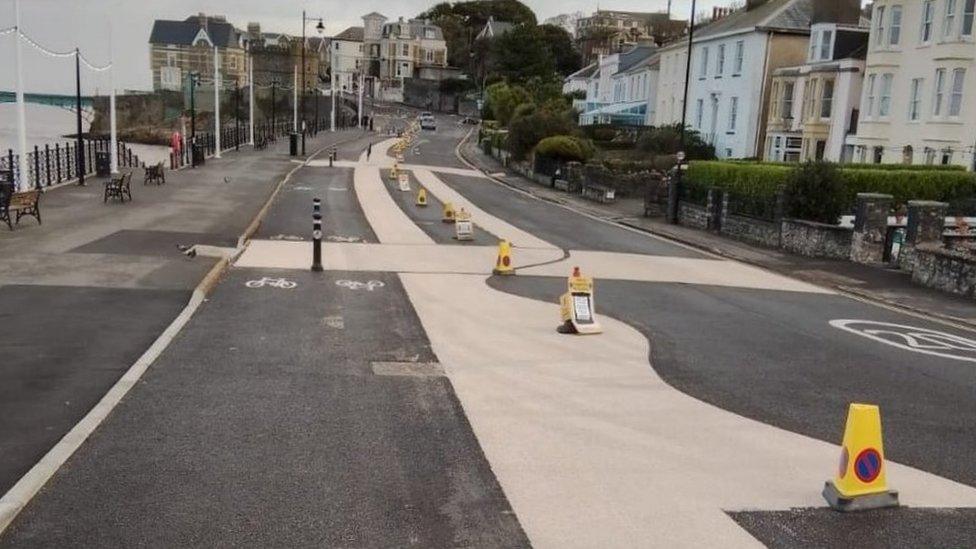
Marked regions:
[911,245,976,298]
[780,219,853,259]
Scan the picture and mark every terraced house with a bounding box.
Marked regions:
[847,0,976,168]
[765,22,869,162]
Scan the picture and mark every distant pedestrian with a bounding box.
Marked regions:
[367,142,372,160]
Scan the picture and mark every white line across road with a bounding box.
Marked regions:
[309,158,489,179]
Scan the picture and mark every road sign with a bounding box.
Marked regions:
[854,448,882,483]
[398,173,410,191]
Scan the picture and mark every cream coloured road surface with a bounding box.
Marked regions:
[235,137,976,548]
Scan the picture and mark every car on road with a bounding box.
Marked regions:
[420,115,436,131]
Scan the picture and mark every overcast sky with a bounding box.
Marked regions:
[0,0,859,94]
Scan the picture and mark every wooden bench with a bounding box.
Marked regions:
[1,187,41,230]
[144,162,165,185]
[554,179,570,192]
[582,183,616,204]
[104,172,133,203]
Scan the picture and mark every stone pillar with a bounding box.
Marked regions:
[850,193,893,265]
[899,200,948,272]
[707,188,723,232]
[666,174,681,224]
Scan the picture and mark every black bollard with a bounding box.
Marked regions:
[313,197,321,214]
[312,212,323,272]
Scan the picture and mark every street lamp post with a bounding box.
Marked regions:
[679,0,698,151]
[189,72,199,166]
[301,11,325,156]
[75,48,85,186]
[235,77,240,151]
[271,79,277,137]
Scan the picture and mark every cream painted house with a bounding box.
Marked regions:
[765,23,869,162]
[846,0,976,169]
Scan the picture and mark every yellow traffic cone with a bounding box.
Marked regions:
[416,188,428,207]
[822,403,899,511]
[442,201,456,223]
[389,163,399,181]
[493,240,515,275]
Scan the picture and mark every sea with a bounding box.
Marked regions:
[0,103,170,166]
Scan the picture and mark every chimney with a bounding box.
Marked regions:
[746,0,771,10]
[812,0,861,25]
[197,13,208,31]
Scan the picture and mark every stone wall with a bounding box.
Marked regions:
[781,219,853,259]
[678,202,709,230]
[722,214,782,248]
[911,245,976,298]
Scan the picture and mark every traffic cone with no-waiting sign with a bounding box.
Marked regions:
[822,403,899,512]
[493,240,515,275]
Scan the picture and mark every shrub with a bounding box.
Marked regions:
[506,107,577,160]
[838,168,976,207]
[784,161,848,224]
[585,127,619,142]
[637,124,715,160]
[686,161,788,199]
[484,82,532,126]
[534,135,594,163]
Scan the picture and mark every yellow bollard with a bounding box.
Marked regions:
[416,188,428,207]
[822,403,899,511]
[492,240,515,275]
[441,201,456,223]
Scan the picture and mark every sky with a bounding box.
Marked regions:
[0,0,860,94]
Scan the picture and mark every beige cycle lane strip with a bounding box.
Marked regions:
[237,140,976,548]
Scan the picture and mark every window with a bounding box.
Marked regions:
[889,6,902,45]
[934,68,947,115]
[921,1,936,42]
[699,47,709,78]
[945,0,957,38]
[781,81,794,118]
[717,44,725,76]
[908,78,923,120]
[942,149,953,165]
[426,50,433,63]
[879,73,893,117]
[728,96,738,131]
[903,145,914,164]
[925,147,936,165]
[965,0,976,36]
[820,29,833,59]
[401,44,409,56]
[734,41,744,74]
[425,29,435,39]
[875,5,886,46]
[873,146,884,164]
[865,74,876,116]
[950,68,966,116]
[809,30,819,60]
[821,79,834,118]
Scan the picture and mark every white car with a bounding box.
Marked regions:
[420,116,436,131]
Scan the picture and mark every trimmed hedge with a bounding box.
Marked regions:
[725,160,966,172]
[687,161,976,207]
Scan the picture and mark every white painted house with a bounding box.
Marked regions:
[577,45,658,126]
[846,0,976,169]
[677,0,817,159]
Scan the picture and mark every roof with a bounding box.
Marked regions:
[149,15,242,48]
[362,12,386,20]
[616,44,657,73]
[567,62,599,80]
[694,0,812,40]
[477,17,516,40]
[334,26,364,42]
[622,51,660,74]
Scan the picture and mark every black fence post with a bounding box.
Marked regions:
[33,145,40,190]
[45,144,51,187]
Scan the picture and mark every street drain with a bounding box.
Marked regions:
[371,362,444,377]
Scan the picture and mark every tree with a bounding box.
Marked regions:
[537,24,582,76]
[488,25,555,84]
[419,0,538,75]
[506,104,577,160]
[484,82,532,125]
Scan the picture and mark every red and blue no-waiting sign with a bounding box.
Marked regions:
[854,448,882,483]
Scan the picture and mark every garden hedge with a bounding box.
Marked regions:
[687,161,976,207]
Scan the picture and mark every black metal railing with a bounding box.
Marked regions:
[169,117,331,169]
[3,138,143,190]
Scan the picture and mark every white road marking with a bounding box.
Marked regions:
[336,279,385,291]
[830,319,976,363]
[244,277,297,289]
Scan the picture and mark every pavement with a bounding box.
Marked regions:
[4,112,976,548]
[0,128,372,502]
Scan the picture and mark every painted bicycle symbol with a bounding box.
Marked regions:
[245,277,298,289]
[336,279,385,291]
